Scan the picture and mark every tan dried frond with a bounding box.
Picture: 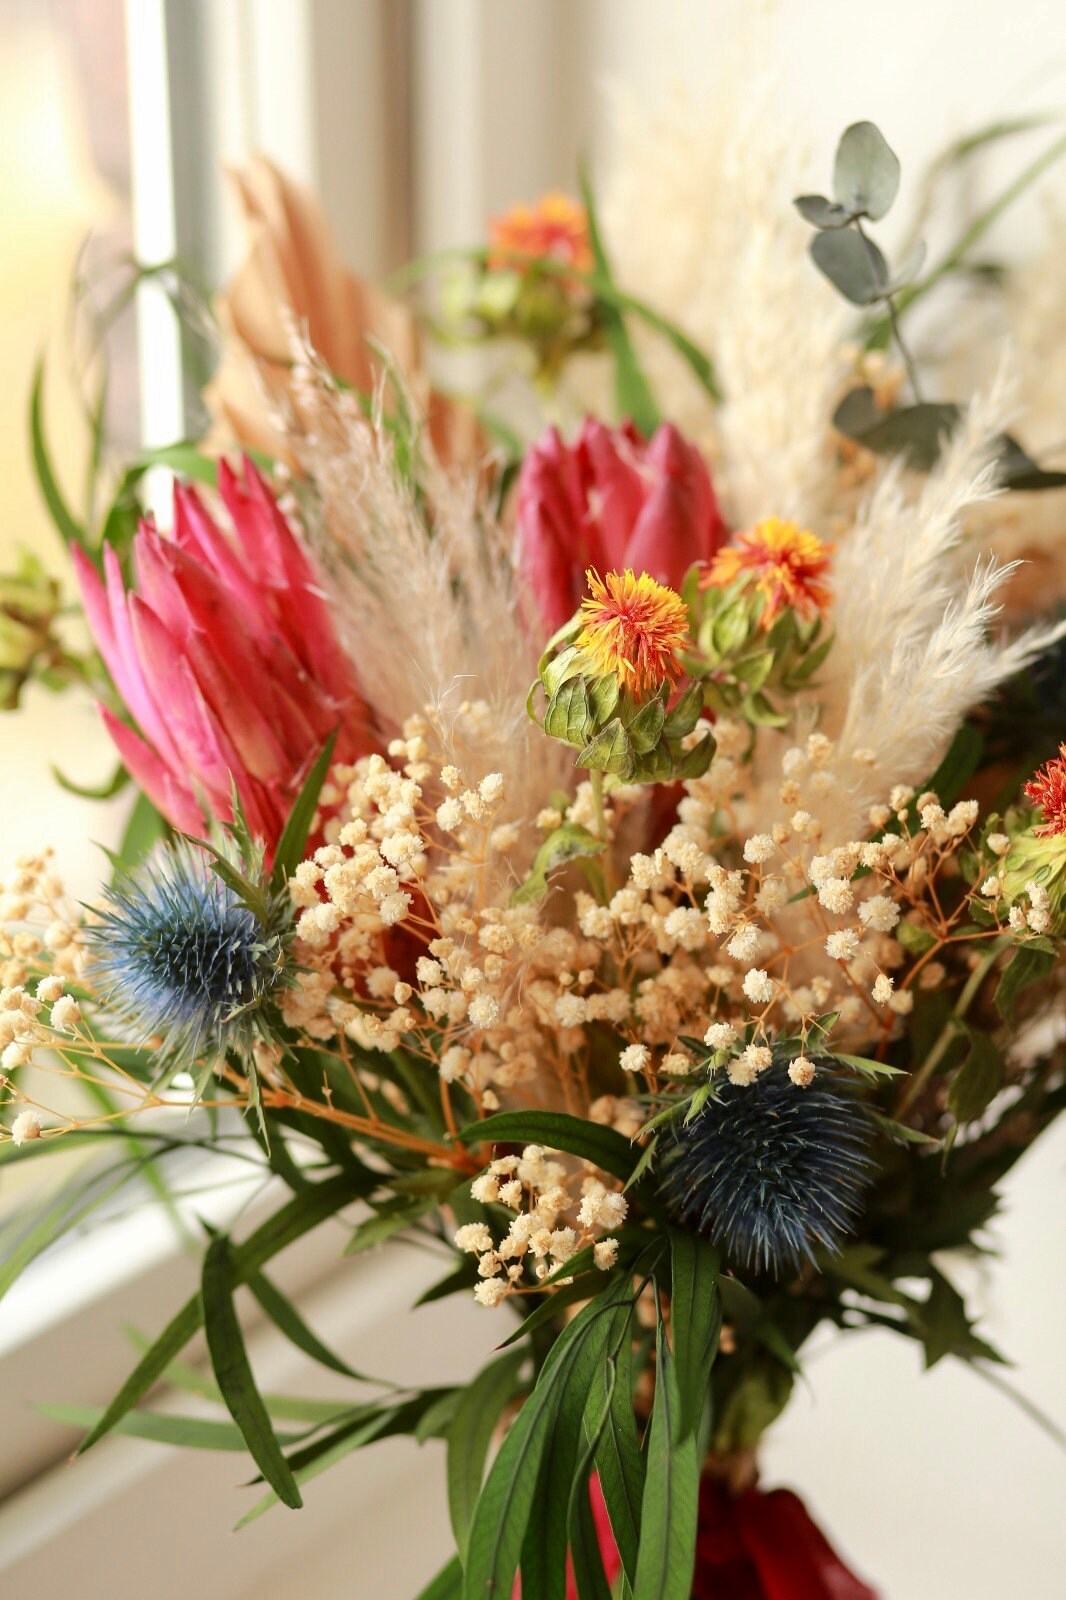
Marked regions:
[204,155,483,471]
[781,375,1066,845]
[602,47,850,529]
[284,341,570,840]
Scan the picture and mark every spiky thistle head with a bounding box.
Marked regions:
[659,1059,873,1279]
[84,839,292,1068]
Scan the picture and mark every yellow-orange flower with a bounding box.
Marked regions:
[577,569,689,699]
[705,518,834,626]
[488,192,592,277]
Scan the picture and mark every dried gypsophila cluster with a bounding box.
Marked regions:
[283,705,641,1117]
[455,1143,628,1307]
[281,707,1029,1119]
[0,850,89,1143]
[557,720,1022,1092]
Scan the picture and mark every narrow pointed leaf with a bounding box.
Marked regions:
[271,730,338,890]
[631,1326,699,1600]
[447,1348,527,1558]
[202,1233,303,1508]
[458,1110,638,1183]
[668,1230,721,1440]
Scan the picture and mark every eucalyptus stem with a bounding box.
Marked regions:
[855,219,923,402]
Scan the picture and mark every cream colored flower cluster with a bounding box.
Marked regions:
[0,852,89,1144]
[285,710,625,1109]
[284,708,1006,1117]
[456,1143,627,1307]
[565,724,1000,1091]
[0,850,86,993]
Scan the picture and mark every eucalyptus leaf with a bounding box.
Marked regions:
[995,434,1066,492]
[811,229,890,306]
[793,194,853,229]
[833,121,901,220]
[833,386,961,470]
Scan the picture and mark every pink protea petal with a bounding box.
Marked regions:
[101,544,185,771]
[579,418,646,570]
[128,598,239,807]
[99,706,203,835]
[71,544,120,671]
[516,418,726,640]
[133,524,199,642]
[173,481,266,622]
[230,457,363,704]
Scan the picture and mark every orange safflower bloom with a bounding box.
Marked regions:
[488,192,593,277]
[1025,744,1066,836]
[706,518,834,627]
[577,569,689,699]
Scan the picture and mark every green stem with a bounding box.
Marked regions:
[894,942,1003,1118]
[589,769,617,898]
[855,220,923,402]
[869,128,1066,343]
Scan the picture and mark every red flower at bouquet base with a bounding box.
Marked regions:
[517,418,726,634]
[74,458,370,852]
[693,1477,878,1600]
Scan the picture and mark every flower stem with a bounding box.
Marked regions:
[894,942,1003,1117]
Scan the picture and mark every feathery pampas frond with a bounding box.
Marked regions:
[602,20,851,531]
[779,373,1066,846]
[283,339,570,856]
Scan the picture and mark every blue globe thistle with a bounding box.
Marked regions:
[659,1060,874,1279]
[85,841,291,1068]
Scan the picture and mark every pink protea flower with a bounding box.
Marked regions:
[516,418,726,634]
[73,458,370,851]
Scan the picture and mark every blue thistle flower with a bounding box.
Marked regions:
[659,1061,874,1279]
[85,841,291,1068]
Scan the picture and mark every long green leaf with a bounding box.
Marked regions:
[567,1361,619,1600]
[39,1402,301,1453]
[462,1280,631,1600]
[113,789,169,876]
[202,1233,303,1508]
[580,167,660,437]
[270,730,337,891]
[414,1555,463,1600]
[447,1348,527,1559]
[458,1110,638,1184]
[591,1318,645,1582]
[123,1331,357,1423]
[631,1325,699,1600]
[236,1390,453,1527]
[668,1231,721,1440]
[246,1269,369,1380]
[29,357,86,550]
[0,1156,146,1303]
[77,1170,375,1454]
